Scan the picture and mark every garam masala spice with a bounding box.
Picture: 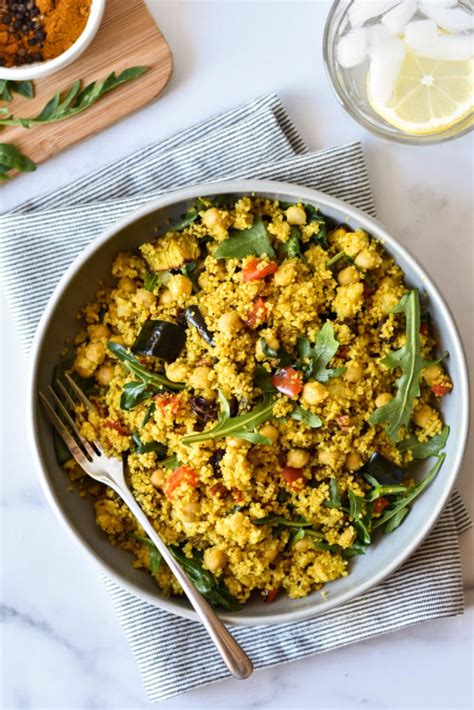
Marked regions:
[0,0,91,68]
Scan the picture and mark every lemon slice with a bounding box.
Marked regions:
[368,51,474,135]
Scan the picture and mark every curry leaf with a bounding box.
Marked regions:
[0,79,34,102]
[0,67,146,128]
[181,391,275,445]
[214,216,275,259]
[368,290,441,442]
[297,322,346,382]
[0,143,36,180]
[290,405,322,429]
[398,425,450,459]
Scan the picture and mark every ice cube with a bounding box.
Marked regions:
[349,0,402,28]
[368,38,405,102]
[382,0,418,35]
[419,3,474,32]
[337,27,370,67]
[405,19,474,59]
[418,0,457,7]
[369,23,392,49]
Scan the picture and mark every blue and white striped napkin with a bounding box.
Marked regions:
[0,94,470,702]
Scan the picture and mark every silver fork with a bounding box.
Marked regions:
[39,374,253,680]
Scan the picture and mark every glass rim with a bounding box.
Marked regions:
[322,0,474,146]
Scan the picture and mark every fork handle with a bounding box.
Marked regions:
[114,485,253,680]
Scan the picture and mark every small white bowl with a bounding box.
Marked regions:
[0,0,105,81]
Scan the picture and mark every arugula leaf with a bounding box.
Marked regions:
[214,216,275,259]
[398,425,449,459]
[181,391,275,445]
[290,405,322,429]
[347,490,371,545]
[304,204,328,248]
[279,226,302,258]
[297,322,346,382]
[368,290,440,442]
[131,534,162,576]
[253,515,313,529]
[132,433,167,456]
[161,454,180,470]
[0,143,36,180]
[326,251,345,267]
[141,402,156,428]
[169,546,241,611]
[342,542,370,558]
[253,366,275,393]
[372,454,445,533]
[325,478,342,509]
[259,338,293,366]
[120,381,158,411]
[0,79,34,102]
[0,67,146,128]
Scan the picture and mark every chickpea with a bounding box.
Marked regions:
[117,277,136,294]
[218,311,243,335]
[159,289,173,305]
[202,207,225,230]
[85,341,106,365]
[73,360,92,379]
[286,205,306,226]
[274,262,297,287]
[167,274,193,300]
[135,288,155,308]
[204,547,228,573]
[88,323,110,340]
[301,381,328,406]
[344,361,364,383]
[259,423,279,444]
[423,364,443,387]
[355,249,381,270]
[165,362,187,383]
[294,537,313,552]
[287,448,310,468]
[375,392,392,408]
[413,404,433,429]
[180,500,201,523]
[318,449,341,468]
[96,364,114,386]
[190,365,212,389]
[337,266,359,287]
[345,452,363,471]
[150,470,166,489]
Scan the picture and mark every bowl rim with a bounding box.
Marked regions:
[0,0,105,81]
[26,178,470,626]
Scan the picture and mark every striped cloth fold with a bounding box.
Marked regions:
[0,93,470,702]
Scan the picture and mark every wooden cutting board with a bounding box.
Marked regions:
[1,0,173,167]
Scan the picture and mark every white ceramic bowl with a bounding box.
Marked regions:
[0,0,105,81]
[27,180,469,626]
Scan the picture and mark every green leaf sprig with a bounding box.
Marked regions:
[0,67,146,128]
[0,143,36,180]
[290,405,322,429]
[0,79,34,102]
[297,322,346,382]
[369,290,444,441]
[304,204,328,249]
[132,433,167,456]
[214,216,275,259]
[181,390,275,445]
[398,425,449,460]
[131,534,162,576]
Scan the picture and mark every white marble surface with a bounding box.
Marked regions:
[1,1,473,708]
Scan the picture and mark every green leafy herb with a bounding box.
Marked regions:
[253,515,313,529]
[398,425,449,459]
[0,143,36,180]
[343,542,370,558]
[372,454,445,533]
[107,342,184,410]
[131,534,162,575]
[141,402,156,428]
[181,391,275,445]
[169,198,208,231]
[169,546,241,611]
[325,478,342,509]
[279,226,302,258]
[214,216,275,259]
[304,204,328,248]
[253,365,275,393]
[259,338,293,366]
[290,405,322,429]
[180,261,200,292]
[326,251,345,267]
[161,454,179,470]
[132,433,167,456]
[143,270,171,292]
[297,322,346,382]
[0,67,146,128]
[347,490,371,544]
[368,290,442,441]
[0,79,34,102]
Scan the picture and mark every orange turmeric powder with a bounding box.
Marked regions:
[0,0,91,68]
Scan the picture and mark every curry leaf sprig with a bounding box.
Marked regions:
[0,79,34,102]
[107,341,184,411]
[369,290,445,442]
[0,143,36,180]
[0,67,147,128]
[182,390,275,445]
[297,322,347,382]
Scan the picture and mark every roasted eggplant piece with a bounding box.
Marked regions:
[364,452,406,485]
[184,306,215,346]
[132,320,186,362]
